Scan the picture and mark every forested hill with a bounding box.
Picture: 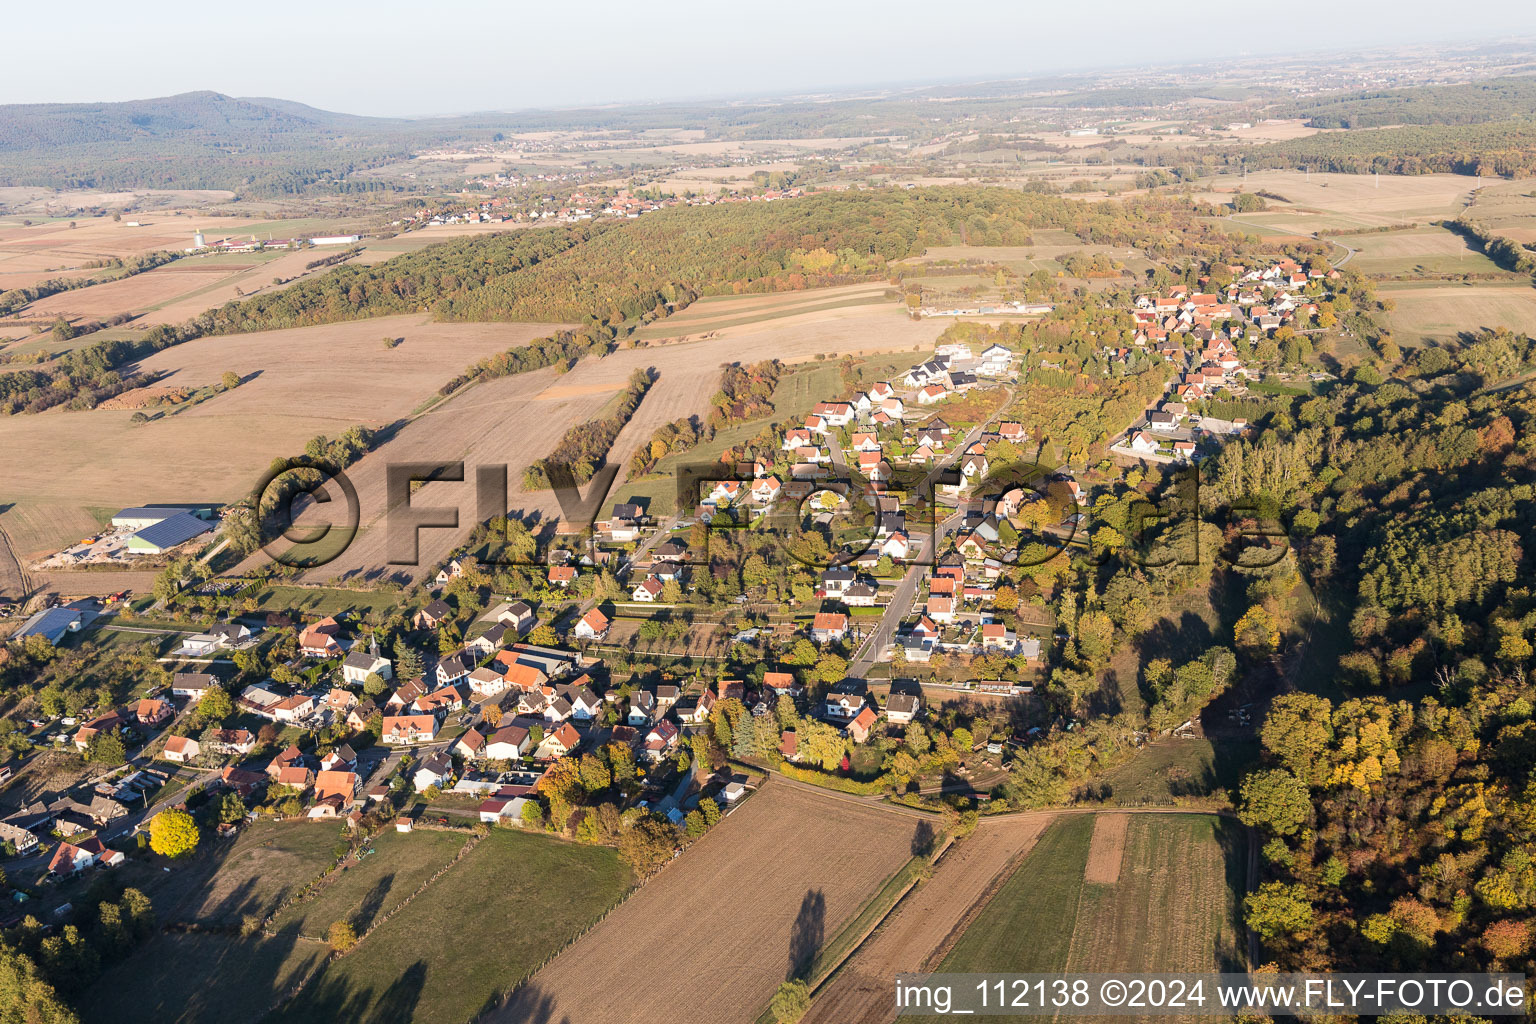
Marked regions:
[185,186,1294,336]
[0,91,399,150]
[1274,76,1536,129]
[0,92,433,195]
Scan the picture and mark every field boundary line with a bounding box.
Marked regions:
[920,814,1055,972]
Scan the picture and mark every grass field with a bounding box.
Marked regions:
[167,820,343,927]
[1381,282,1536,343]
[280,828,632,1024]
[495,780,925,1024]
[271,827,470,939]
[935,813,1247,988]
[1088,738,1259,807]
[1331,225,1507,278]
[79,825,626,1024]
[78,929,327,1024]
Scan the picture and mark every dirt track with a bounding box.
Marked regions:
[801,812,1053,1024]
[1083,812,1128,884]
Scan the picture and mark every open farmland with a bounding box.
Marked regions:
[803,813,1053,1024]
[635,282,899,340]
[0,316,563,545]
[928,813,1249,1009]
[301,295,943,585]
[1193,169,1478,233]
[491,779,927,1024]
[280,827,632,1024]
[1381,282,1536,343]
[1330,225,1508,277]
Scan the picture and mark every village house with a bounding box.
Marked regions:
[73,709,125,752]
[454,729,486,760]
[171,672,216,701]
[339,697,375,728]
[320,744,357,772]
[574,607,610,641]
[315,769,359,804]
[468,666,507,696]
[886,692,921,724]
[413,752,454,792]
[824,680,868,721]
[381,714,438,745]
[916,383,949,405]
[271,694,315,724]
[642,720,680,761]
[135,698,172,728]
[434,651,475,687]
[485,723,532,761]
[161,735,200,763]
[218,766,266,799]
[298,616,343,658]
[413,684,466,716]
[810,612,849,643]
[779,729,801,762]
[536,722,581,760]
[413,600,453,631]
[632,577,664,602]
[49,837,121,875]
[210,729,255,755]
[846,706,878,744]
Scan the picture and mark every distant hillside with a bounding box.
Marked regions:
[0,91,432,196]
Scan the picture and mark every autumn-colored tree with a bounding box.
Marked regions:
[149,809,200,859]
[328,920,357,953]
[1233,605,1280,657]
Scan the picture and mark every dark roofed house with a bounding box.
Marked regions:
[414,600,453,631]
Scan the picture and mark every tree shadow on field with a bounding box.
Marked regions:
[911,819,938,857]
[353,871,395,932]
[788,888,826,982]
[482,981,572,1024]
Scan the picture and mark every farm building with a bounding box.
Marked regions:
[125,511,214,554]
[11,606,86,644]
[110,506,212,531]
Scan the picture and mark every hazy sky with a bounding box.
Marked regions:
[8,0,1536,116]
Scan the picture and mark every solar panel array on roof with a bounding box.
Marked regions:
[129,511,213,551]
[112,506,199,525]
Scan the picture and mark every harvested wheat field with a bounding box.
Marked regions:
[1194,170,1478,232]
[302,300,943,584]
[636,282,900,341]
[0,316,563,518]
[0,502,107,563]
[802,813,1053,1024]
[490,780,925,1024]
[26,261,262,319]
[1082,812,1129,884]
